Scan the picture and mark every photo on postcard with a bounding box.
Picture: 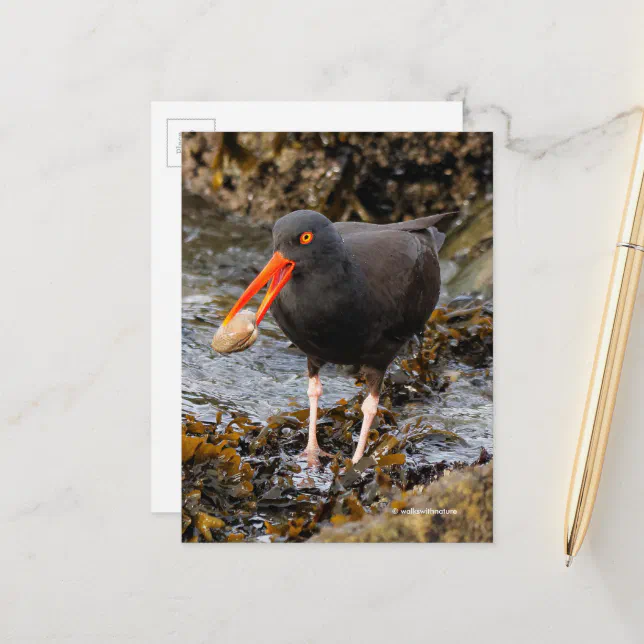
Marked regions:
[181,132,493,543]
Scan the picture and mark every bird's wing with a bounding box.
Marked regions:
[334,211,455,254]
[343,229,441,344]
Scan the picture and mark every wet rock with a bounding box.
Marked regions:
[445,247,493,299]
[441,200,493,262]
[441,198,493,297]
[312,463,493,543]
[182,132,492,225]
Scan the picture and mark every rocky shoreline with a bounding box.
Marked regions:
[182,132,492,225]
[313,461,492,543]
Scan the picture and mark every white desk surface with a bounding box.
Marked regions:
[1,2,643,642]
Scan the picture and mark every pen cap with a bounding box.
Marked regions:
[618,114,644,247]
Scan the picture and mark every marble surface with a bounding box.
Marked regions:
[2,1,643,642]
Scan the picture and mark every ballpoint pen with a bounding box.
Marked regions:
[565,114,644,567]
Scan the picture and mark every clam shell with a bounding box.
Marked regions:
[211,309,258,354]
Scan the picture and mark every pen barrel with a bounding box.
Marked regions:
[565,245,643,556]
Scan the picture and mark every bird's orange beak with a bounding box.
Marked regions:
[223,251,295,326]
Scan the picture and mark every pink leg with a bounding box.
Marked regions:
[299,375,330,466]
[351,392,379,464]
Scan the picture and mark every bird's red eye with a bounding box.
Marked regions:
[300,232,314,245]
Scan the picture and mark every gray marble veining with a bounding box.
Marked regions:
[1,1,643,642]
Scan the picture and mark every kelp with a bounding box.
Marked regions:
[182,296,493,543]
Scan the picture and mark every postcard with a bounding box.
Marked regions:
[178,128,493,543]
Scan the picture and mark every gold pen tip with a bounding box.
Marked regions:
[565,555,574,568]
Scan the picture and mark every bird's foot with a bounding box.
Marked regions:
[298,446,332,468]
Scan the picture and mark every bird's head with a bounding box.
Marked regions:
[222,210,343,327]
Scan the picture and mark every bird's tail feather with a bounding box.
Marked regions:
[389,210,458,232]
[391,211,456,252]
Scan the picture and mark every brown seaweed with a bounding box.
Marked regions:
[182,296,493,543]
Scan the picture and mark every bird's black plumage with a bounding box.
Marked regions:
[221,208,451,465]
[270,209,446,372]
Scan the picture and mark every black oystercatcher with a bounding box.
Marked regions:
[221,210,450,466]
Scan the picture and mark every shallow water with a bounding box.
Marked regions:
[182,203,493,471]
